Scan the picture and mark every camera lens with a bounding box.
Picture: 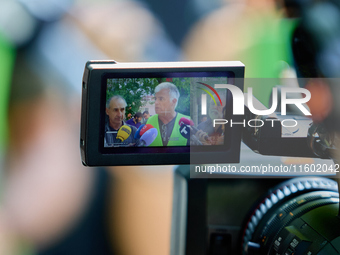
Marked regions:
[242,177,340,254]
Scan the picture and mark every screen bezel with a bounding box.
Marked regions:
[81,61,245,166]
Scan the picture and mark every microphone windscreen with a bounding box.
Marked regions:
[178,117,194,127]
[140,124,154,136]
[134,124,145,139]
[117,125,132,141]
[140,128,158,146]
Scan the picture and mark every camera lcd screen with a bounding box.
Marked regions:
[102,72,234,154]
[80,61,244,166]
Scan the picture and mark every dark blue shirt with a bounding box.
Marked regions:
[126,118,142,129]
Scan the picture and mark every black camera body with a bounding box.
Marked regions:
[80,60,340,255]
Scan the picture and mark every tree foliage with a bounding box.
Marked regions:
[170,77,191,116]
[107,78,159,117]
[106,77,192,117]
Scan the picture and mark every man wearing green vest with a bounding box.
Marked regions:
[146,82,190,146]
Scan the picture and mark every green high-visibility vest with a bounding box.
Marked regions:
[146,113,189,146]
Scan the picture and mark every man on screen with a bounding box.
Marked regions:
[126,112,143,128]
[146,82,190,146]
[142,110,151,124]
[105,95,137,147]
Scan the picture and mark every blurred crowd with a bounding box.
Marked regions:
[0,0,333,254]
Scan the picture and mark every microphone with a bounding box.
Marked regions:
[179,124,202,145]
[134,124,145,139]
[178,117,194,127]
[178,117,210,142]
[139,128,158,146]
[117,125,132,142]
[140,124,154,136]
[179,124,191,140]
